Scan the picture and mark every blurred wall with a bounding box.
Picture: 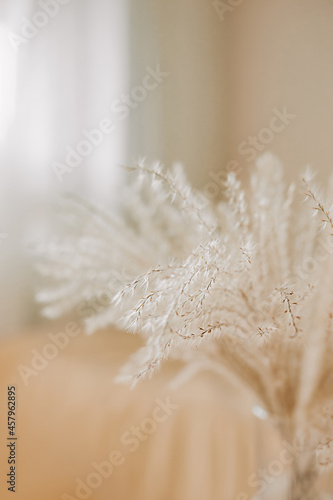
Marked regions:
[125,0,228,188]
[226,0,333,182]
[128,0,333,187]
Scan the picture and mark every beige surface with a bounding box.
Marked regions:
[1,324,333,499]
[0,322,265,500]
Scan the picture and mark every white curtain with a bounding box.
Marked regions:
[0,0,132,332]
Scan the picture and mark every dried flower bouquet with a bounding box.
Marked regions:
[36,153,333,499]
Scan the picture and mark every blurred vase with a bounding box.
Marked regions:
[253,473,332,500]
[252,409,333,500]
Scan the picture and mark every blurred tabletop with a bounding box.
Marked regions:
[0,321,330,500]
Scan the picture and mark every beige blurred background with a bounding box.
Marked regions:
[1,0,333,331]
[0,0,333,498]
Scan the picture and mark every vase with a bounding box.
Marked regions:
[252,457,333,499]
[252,409,333,500]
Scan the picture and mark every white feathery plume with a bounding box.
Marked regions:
[35,152,333,476]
